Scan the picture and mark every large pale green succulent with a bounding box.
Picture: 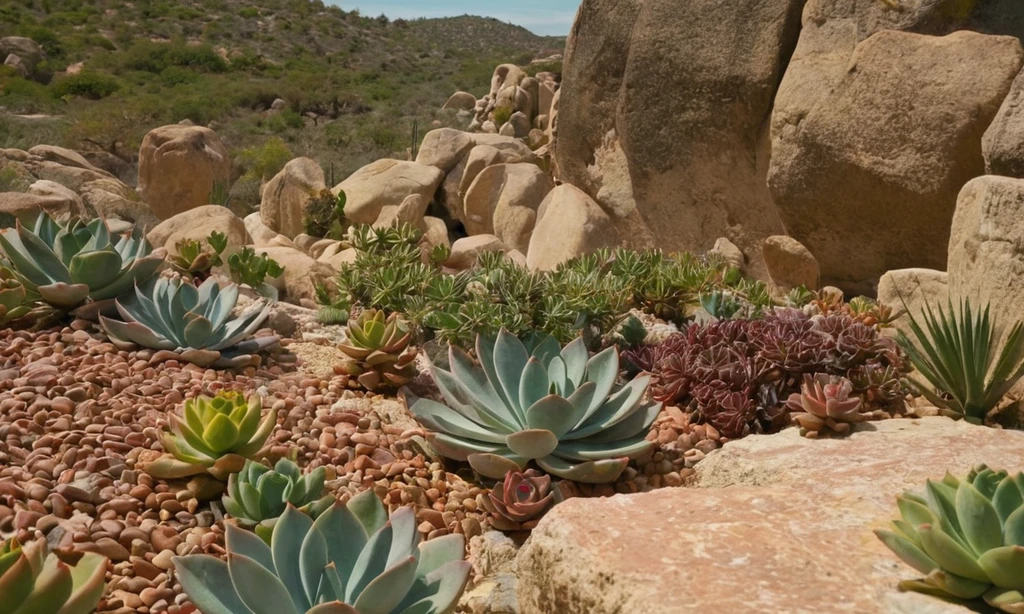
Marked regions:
[223,459,334,540]
[173,490,472,614]
[875,465,1024,612]
[0,211,163,309]
[145,391,277,481]
[0,536,108,614]
[99,275,279,368]
[408,330,661,483]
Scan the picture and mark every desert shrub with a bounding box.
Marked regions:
[238,7,260,18]
[492,105,513,127]
[117,41,228,74]
[237,137,293,181]
[264,108,304,132]
[51,71,120,99]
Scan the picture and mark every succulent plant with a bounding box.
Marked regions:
[337,309,417,391]
[223,459,334,540]
[99,275,279,368]
[173,490,472,614]
[0,536,108,614]
[408,330,661,483]
[170,231,227,278]
[144,391,277,481]
[0,268,40,327]
[875,465,1024,612]
[0,211,163,309]
[897,298,1024,424]
[478,469,554,531]
[784,374,882,437]
[228,247,285,296]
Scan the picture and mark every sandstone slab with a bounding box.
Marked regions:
[331,159,443,225]
[877,268,948,338]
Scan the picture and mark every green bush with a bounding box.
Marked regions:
[237,137,293,181]
[492,105,513,127]
[51,71,120,99]
[117,41,228,74]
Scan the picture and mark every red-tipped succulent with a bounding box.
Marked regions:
[785,373,881,437]
[479,469,555,531]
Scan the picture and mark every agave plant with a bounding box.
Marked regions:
[408,330,661,483]
[223,459,333,540]
[875,465,1024,612]
[144,391,277,481]
[337,309,417,391]
[173,490,471,614]
[99,274,279,368]
[479,469,554,531]
[0,211,163,309]
[0,536,108,614]
[897,298,1024,424]
[784,374,881,437]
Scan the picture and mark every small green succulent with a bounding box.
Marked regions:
[228,247,285,299]
[0,268,37,327]
[145,391,277,481]
[99,275,280,368]
[408,330,661,483]
[173,490,472,614]
[0,211,163,309]
[170,231,227,278]
[223,459,333,541]
[0,536,108,614]
[875,465,1024,612]
[337,309,417,391]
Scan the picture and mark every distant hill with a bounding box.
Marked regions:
[0,0,564,208]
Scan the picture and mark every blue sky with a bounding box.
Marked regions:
[328,1,580,36]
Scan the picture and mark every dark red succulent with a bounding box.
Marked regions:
[479,469,555,531]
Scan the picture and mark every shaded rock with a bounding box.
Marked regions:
[80,151,132,180]
[78,179,159,229]
[27,145,109,174]
[256,246,334,302]
[244,212,291,248]
[260,157,325,239]
[464,164,554,252]
[448,235,507,270]
[137,125,232,220]
[877,268,948,338]
[0,187,86,223]
[309,238,341,260]
[147,205,250,257]
[0,37,44,75]
[948,176,1024,331]
[518,418,1024,614]
[443,92,478,111]
[508,112,531,139]
[527,185,619,271]
[331,159,444,225]
[984,67,1024,178]
[763,235,819,293]
[709,237,745,270]
[490,64,527,98]
[422,216,450,252]
[769,30,1024,292]
[25,160,111,192]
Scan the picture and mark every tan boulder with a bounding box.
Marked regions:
[78,179,159,229]
[877,268,949,338]
[137,125,232,220]
[255,246,334,303]
[415,129,474,174]
[709,237,745,270]
[293,233,317,253]
[443,91,477,111]
[518,418,1024,614]
[309,238,341,260]
[508,112,531,139]
[762,235,820,293]
[769,31,1023,292]
[331,159,443,225]
[464,164,554,253]
[0,184,86,223]
[489,64,527,98]
[422,216,450,252]
[372,194,428,230]
[260,157,325,239]
[27,145,110,175]
[448,235,507,270]
[25,160,110,192]
[526,185,619,271]
[984,68,1024,178]
[948,176,1024,330]
[0,37,44,75]
[537,82,556,119]
[321,247,357,270]
[244,212,292,248]
[147,205,250,257]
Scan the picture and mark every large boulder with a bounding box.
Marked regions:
[255,246,335,303]
[331,159,444,225]
[442,92,477,111]
[27,145,109,175]
[24,159,111,192]
[146,205,250,257]
[137,125,232,220]
[0,37,44,76]
[415,129,474,174]
[948,176,1024,330]
[489,64,527,98]
[984,68,1024,179]
[0,182,87,223]
[769,29,1023,292]
[448,235,507,270]
[78,179,159,229]
[259,157,325,239]
[518,418,1024,614]
[526,185,620,271]
[877,268,949,338]
[244,212,293,249]
[762,235,819,293]
[555,0,804,278]
[463,164,554,253]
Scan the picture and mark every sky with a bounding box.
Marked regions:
[329,1,580,36]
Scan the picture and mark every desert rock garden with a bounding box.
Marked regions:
[5,1,1024,613]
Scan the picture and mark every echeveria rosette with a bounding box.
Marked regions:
[337,309,417,391]
[784,374,883,438]
[173,490,472,614]
[0,536,108,614]
[479,469,554,531]
[223,459,333,541]
[99,275,279,368]
[875,465,1024,612]
[145,391,277,481]
[0,272,37,327]
[408,330,661,484]
[0,211,163,310]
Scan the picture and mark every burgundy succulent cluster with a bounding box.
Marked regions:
[624,309,905,439]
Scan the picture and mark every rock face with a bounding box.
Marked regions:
[526,185,620,271]
[769,30,1024,291]
[762,235,819,293]
[555,0,805,278]
[947,176,1024,329]
[448,235,507,270]
[259,157,325,239]
[331,159,444,225]
[517,418,1024,614]
[146,205,250,256]
[985,68,1024,178]
[255,247,334,303]
[463,164,554,253]
[79,179,160,229]
[877,268,949,337]
[137,125,232,220]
